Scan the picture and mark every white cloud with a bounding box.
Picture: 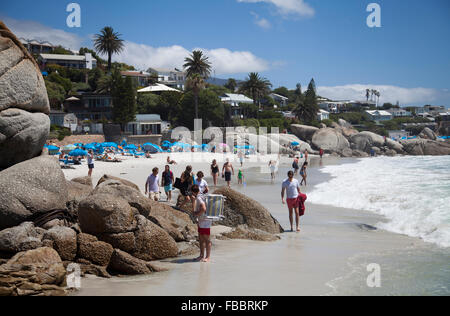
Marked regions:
[317,84,448,105]
[250,12,272,29]
[1,16,83,50]
[114,41,270,75]
[238,0,315,17]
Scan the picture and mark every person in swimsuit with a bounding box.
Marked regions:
[237,169,244,185]
[87,150,94,177]
[179,165,194,210]
[300,162,308,186]
[211,159,220,188]
[281,171,302,232]
[269,160,277,181]
[292,157,300,175]
[161,165,174,202]
[222,159,234,187]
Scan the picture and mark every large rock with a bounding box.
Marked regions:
[148,201,197,242]
[0,108,50,169]
[77,233,113,267]
[331,121,359,139]
[350,131,385,153]
[385,138,404,153]
[0,22,50,170]
[78,193,137,235]
[43,226,77,261]
[401,139,450,156]
[290,124,319,142]
[108,249,152,275]
[0,156,69,230]
[67,180,92,202]
[0,222,44,253]
[213,187,284,234]
[96,175,140,192]
[222,225,280,242]
[93,180,151,218]
[419,127,437,141]
[1,247,66,286]
[132,215,178,261]
[71,176,93,187]
[312,128,350,153]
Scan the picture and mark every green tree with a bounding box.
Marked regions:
[239,72,272,109]
[47,72,72,94]
[45,80,66,109]
[111,70,136,130]
[137,93,160,114]
[294,79,318,124]
[224,78,237,92]
[93,26,125,71]
[52,46,73,55]
[183,50,212,119]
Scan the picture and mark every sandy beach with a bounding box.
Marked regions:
[62,153,449,296]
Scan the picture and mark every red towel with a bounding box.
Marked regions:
[298,193,307,216]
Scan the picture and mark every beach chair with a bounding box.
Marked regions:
[204,194,226,221]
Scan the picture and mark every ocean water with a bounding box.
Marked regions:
[309,156,450,248]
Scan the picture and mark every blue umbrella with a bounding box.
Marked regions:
[142,143,163,152]
[291,142,300,146]
[124,144,138,150]
[84,144,96,150]
[102,142,118,148]
[68,149,87,157]
[162,140,172,148]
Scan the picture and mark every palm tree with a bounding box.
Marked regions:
[93,26,124,71]
[239,72,272,110]
[183,50,212,118]
[366,89,370,102]
[185,74,206,119]
[375,91,381,107]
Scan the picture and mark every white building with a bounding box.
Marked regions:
[319,101,347,113]
[365,110,393,122]
[317,109,330,121]
[269,93,289,107]
[39,53,97,69]
[220,93,254,118]
[387,108,412,117]
[125,114,162,136]
[147,68,186,90]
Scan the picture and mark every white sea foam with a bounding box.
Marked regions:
[309,156,450,248]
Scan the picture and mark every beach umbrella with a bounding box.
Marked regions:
[291,142,300,146]
[124,144,138,150]
[62,144,77,152]
[74,143,84,147]
[162,140,172,148]
[68,149,87,157]
[83,144,96,150]
[142,143,163,153]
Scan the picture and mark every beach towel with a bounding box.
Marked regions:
[298,193,307,216]
[204,194,226,221]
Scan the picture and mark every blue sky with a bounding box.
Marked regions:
[1,0,450,106]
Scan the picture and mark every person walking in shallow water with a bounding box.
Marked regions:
[222,159,234,188]
[300,162,308,186]
[281,171,302,232]
[211,159,219,188]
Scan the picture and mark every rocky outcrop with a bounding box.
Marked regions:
[0,22,50,170]
[109,249,155,275]
[222,225,280,242]
[71,177,93,187]
[213,187,284,234]
[0,222,45,253]
[43,227,77,261]
[78,195,178,261]
[92,179,151,218]
[400,139,450,156]
[0,109,50,169]
[0,156,69,230]
[67,180,92,202]
[312,128,350,153]
[419,127,437,141]
[148,201,197,242]
[76,233,113,267]
[290,124,319,142]
[0,247,67,296]
[97,175,140,192]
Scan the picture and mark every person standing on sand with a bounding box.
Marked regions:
[195,171,209,195]
[222,159,234,187]
[191,185,212,262]
[87,150,94,177]
[319,148,324,159]
[161,165,174,202]
[237,169,244,185]
[300,162,308,186]
[179,166,194,210]
[211,160,219,188]
[281,171,302,232]
[238,151,244,167]
[304,150,309,162]
[145,167,160,201]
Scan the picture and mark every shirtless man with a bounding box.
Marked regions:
[222,158,235,187]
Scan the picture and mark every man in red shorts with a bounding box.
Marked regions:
[281,171,302,232]
[192,185,212,262]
